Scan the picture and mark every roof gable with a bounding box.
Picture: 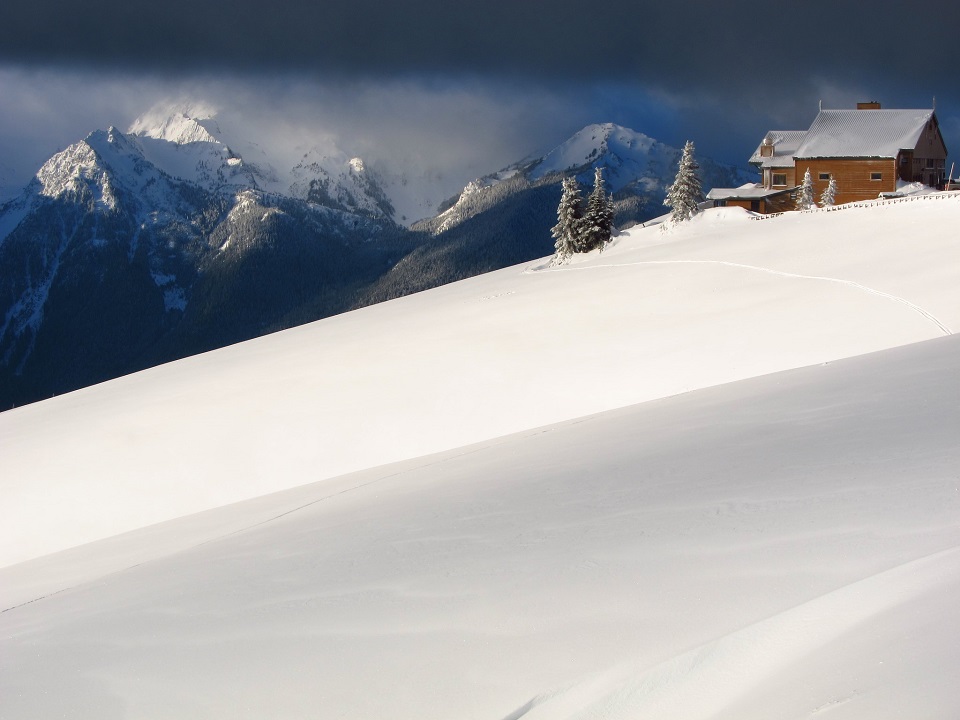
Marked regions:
[795,109,935,159]
[749,130,806,168]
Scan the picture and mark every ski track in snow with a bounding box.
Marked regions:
[533,258,953,336]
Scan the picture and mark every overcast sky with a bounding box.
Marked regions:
[2,0,958,198]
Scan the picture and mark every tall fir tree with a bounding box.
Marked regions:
[663,140,704,223]
[583,166,614,252]
[820,176,838,207]
[797,168,815,210]
[551,177,583,265]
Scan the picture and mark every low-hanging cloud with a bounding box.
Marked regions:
[0,69,686,201]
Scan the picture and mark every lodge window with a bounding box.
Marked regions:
[870,172,883,181]
[772,173,787,186]
[818,172,830,181]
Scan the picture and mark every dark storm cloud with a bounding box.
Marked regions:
[4,0,959,97]
[2,2,959,199]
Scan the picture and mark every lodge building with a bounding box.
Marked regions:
[708,102,949,213]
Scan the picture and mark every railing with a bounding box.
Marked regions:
[748,191,960,220]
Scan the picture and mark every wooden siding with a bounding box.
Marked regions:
[724,198,756,212]
[764,191,798,213]
[763,166,796,190]
[910,117,948,186]
[721,191,796,214]
[793,158,897,204]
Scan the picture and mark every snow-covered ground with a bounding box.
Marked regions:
[2,195,959,719]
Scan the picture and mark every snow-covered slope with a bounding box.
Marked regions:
[2,304,958,720]
[2,195,958,568]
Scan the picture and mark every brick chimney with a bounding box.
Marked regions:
[857,101,882,109]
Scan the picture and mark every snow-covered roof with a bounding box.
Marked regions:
[748,131,807,168]
[795,109,935,159]
[706,183,793,200]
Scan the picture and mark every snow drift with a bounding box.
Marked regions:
[2,193,960,719]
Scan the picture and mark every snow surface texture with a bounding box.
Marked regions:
[2,313,959,720]
[2,196,960,719]
[2,197,959,567]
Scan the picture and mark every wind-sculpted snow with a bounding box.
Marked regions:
[2,330,959,719]
[2,196,959,567]
[507,545,960,720]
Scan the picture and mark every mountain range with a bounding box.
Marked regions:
[0,108,750,408]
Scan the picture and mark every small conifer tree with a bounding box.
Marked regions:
[601,179,615,251]
[797,168,815,210]
[551,177,583,265]
[664,140,704,223]
[583,166,614,252]
[820,177,838,207]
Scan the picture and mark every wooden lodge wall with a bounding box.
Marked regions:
[762,167,797,191]
[723,192,796,214]
[794,158,897,205]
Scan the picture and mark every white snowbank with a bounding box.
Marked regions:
[1,196,958,568]
[2,330,959,719]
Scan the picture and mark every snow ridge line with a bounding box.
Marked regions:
[535,259,952,336]
[504,544,960,720]
[1,422,578,614]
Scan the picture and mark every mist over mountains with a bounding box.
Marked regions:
[0,107,749,408]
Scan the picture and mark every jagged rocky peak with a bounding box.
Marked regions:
[35,136,108,202]
[128,102,222,145]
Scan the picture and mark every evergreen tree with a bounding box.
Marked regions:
[820,177,838,207]
[551,177,583,265]
[601,177,615,251]
[583,166,614,252]
[797,168,815,210]
[663,140,704,223]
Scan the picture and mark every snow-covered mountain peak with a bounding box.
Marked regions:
[287,147,395,222]
[128,103,222,146]
[530,123,661,190]
[34,135,118,207]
